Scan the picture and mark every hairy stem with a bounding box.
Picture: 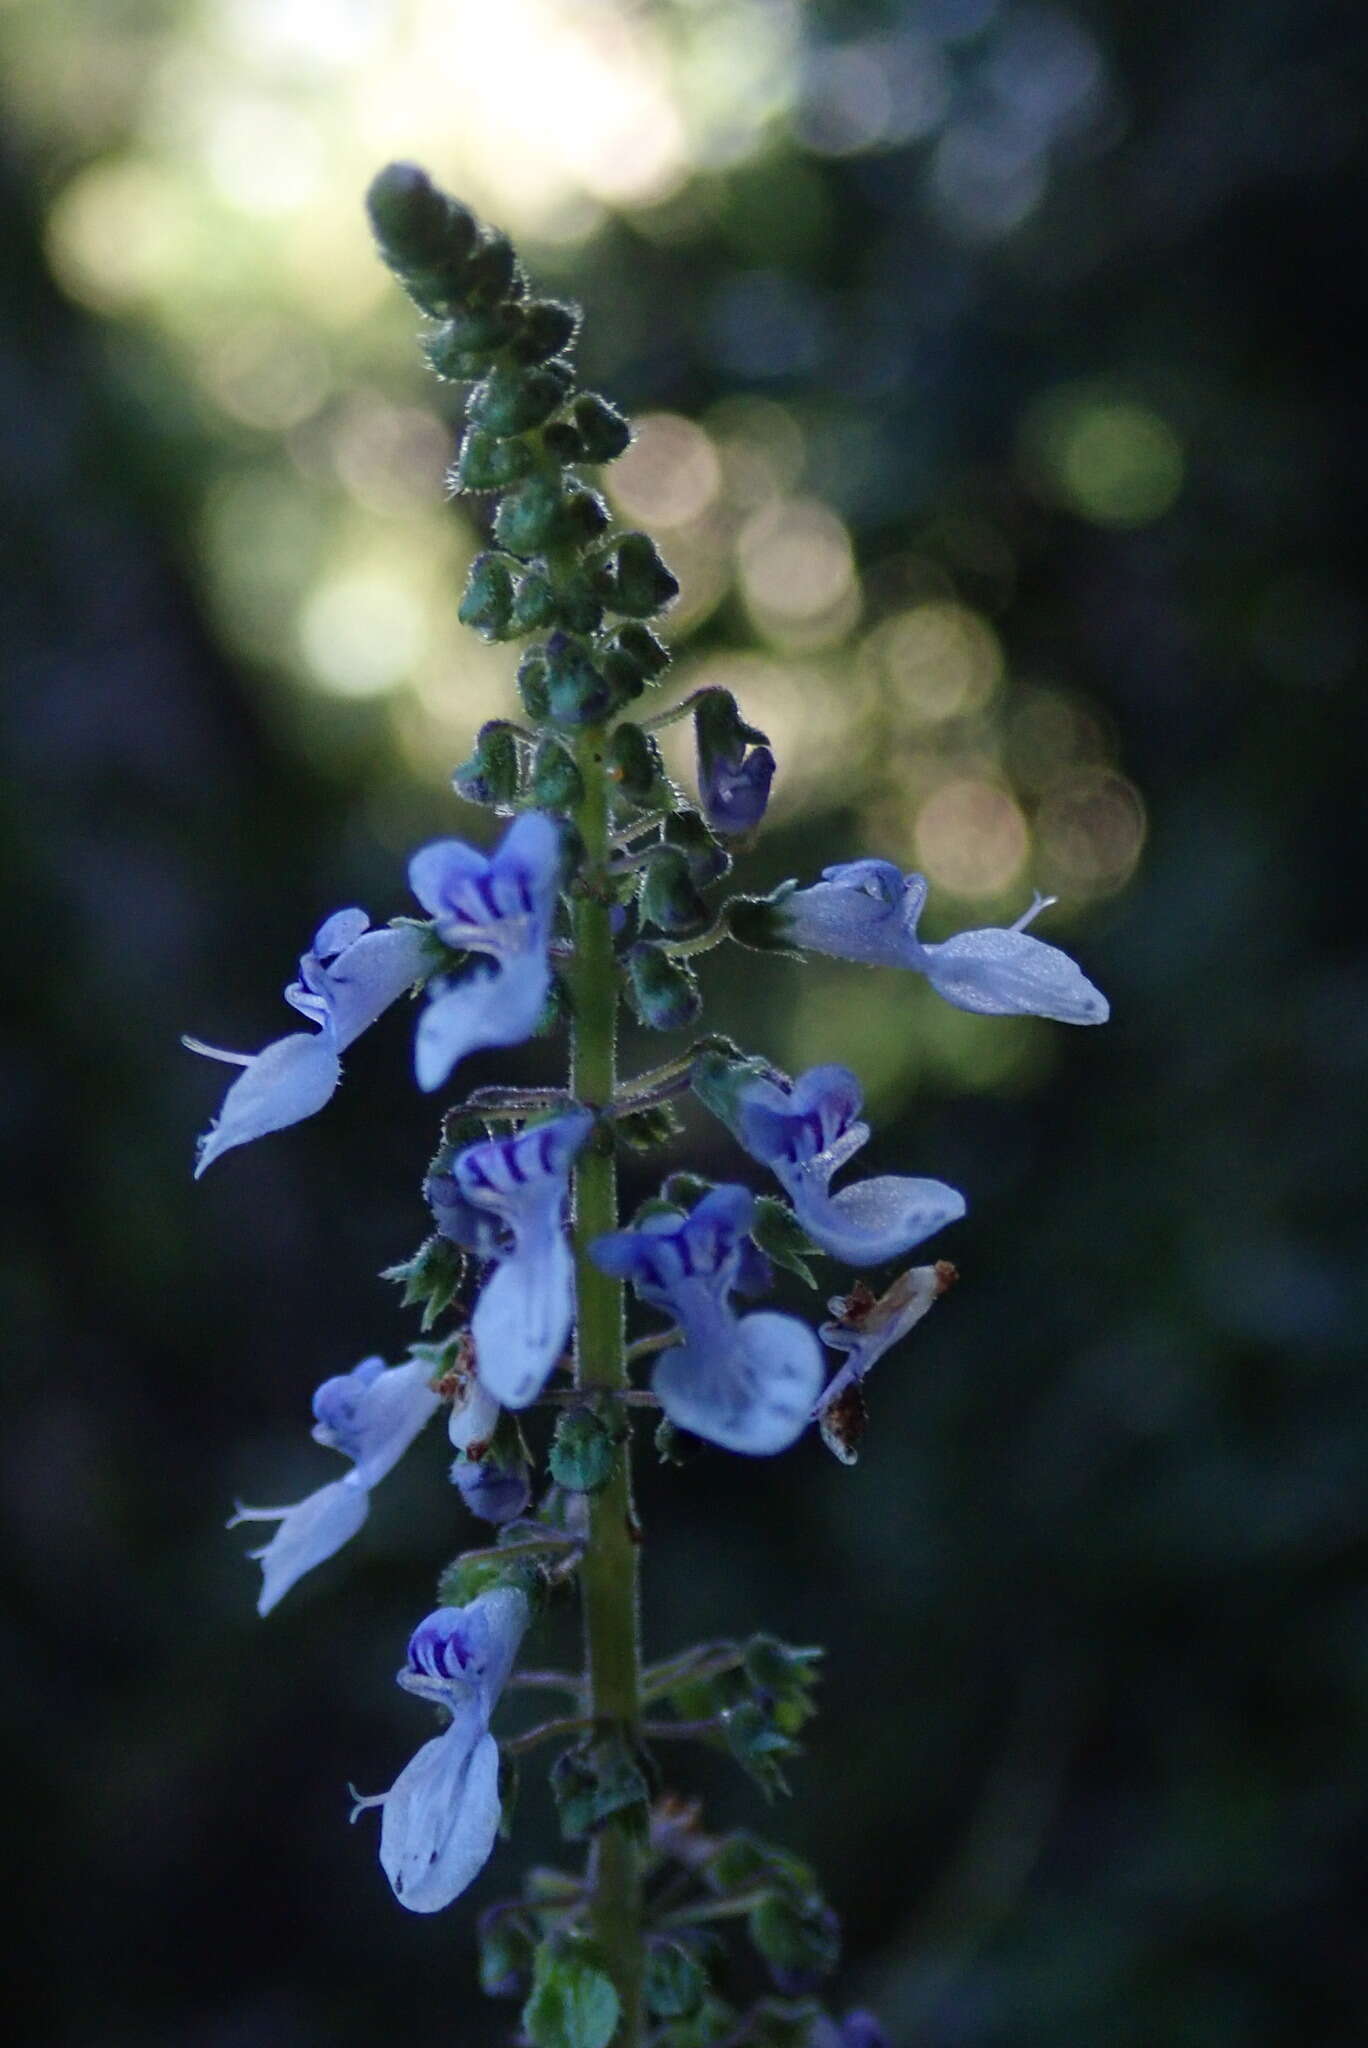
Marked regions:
[570,722,645,2046]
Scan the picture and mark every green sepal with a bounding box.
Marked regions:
[470,360,574,437]
[624,944,702,1031]
[543,633,615,725]
[607,722,664,800]
[544,391,632,465]
[665,810,730,885]
[548,1397,624,1494]
[478,1905,537,1999]
[523,1935,621,2048]
[454,428,533,493]
[495,478,609,555]
[510,298,580,364]
[532,737,585,811]
[646,1940,707,2020]
[452,717,524,805]
[550,1724,653,1842]
[463,228,520,307]
[613,1101,684,1152]
[436,1530,549,1613]
[592,531,680,618]
[457,555,518,642]
[742,1635,824,1734]
[601,622,670,698]
[423,304,519,378]
[640,846,711,937]
[748,1894,840,1981]
[659,1170,715,1209]
[691,1047,773,1131]
[518,648,551,720]
[723,881,800,954]
[751,1197,823,1288]
[721,1698,801,1798]
[380,1233,465,1332]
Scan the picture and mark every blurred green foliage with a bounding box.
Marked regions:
[2,2,1365,2044]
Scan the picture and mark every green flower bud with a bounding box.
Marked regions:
[625,943,701,1031]
[523,1937,620,2048]
[600,622,670,699]
[517,648,551,721]
[723,881,800,953]
[458,553,517,640]
[423,305,519,379]
[495,478,608,555]
[452,717,523,805]
[664,810,730,885]
[510,297,581,364]
[543,633,614,725]
[464,228,519,307]
[607,722,663,800]
[453,428,533,493]
[470,360,574,437]
[544,392,632,464]
[531,736,585,811]
[365,163,478,315]
[593,531,680,618]
[548,1399,622,1493]
[511,571,558,633]
[640,846,711,937]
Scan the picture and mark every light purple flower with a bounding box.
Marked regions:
[351,1590,528,1914]
[590,1185,823,1455]
[188,910,427,1175]
[779,862,1109,1024]
[702,1057,965,1267]
[408,811,561,1092]
[427,1109,594,1408]
[229,1355,441,1613]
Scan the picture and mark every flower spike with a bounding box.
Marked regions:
[352,1589,529,1914]
[764,861,1109,1024]
[408,810,561,1092]
[229,1355,441,1613]
[188,912,427,1175]
[696,1054,966,1267]
[591,1185,824,1455]
[427,1108,594,1408]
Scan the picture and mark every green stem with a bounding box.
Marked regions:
[570,721,645,2047]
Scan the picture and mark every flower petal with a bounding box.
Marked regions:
[654,1309,824,1456]
[233,1476,370,1616]
[793,1174,965,1266]
[921,928,1109,1023]
[193,1031,341,1178]
[325,926,428,1050]
[414,952,550,1092]
[378,1706,502,1914]
[778,860,915,967]
[472,1234,574,1408]
[347,1358,443,1487]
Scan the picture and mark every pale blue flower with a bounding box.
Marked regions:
[351,1589,528,1914]
[590,1185,823,1455]
[427,1109,594,1408]
[408,811,561,1092]
[188,910,427,1175]
[779,862,1109,1024]
[710,1059,965,1266]
[229,1355,440,1614]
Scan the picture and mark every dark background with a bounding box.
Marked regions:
[3,2,1365,2043]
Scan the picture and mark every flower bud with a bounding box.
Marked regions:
[592,532,679,618]
[453,429,532,494]
[606,722,663,801]
[495,478,609,555]
[470,360,574,437]
[463,228,519,307]
[531,737,585,811]
[544,392,632,465]
[365,163,478,315]
[457,554,517,641]
[509,297,580,364]
[694,688,774,836]
[517,648,550,721]
[600,622,670,699]
[664,810,730,885]
[624,943,701,1031]
[452,718,523,805]
[640,846,711,937]
[543,633,615,725]
[549,1399,622,1493]
[423,305,519,379]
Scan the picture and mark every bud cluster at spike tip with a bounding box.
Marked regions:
[186,160,1116,2039]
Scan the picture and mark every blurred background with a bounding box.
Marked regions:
[2,0,1365,2042]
